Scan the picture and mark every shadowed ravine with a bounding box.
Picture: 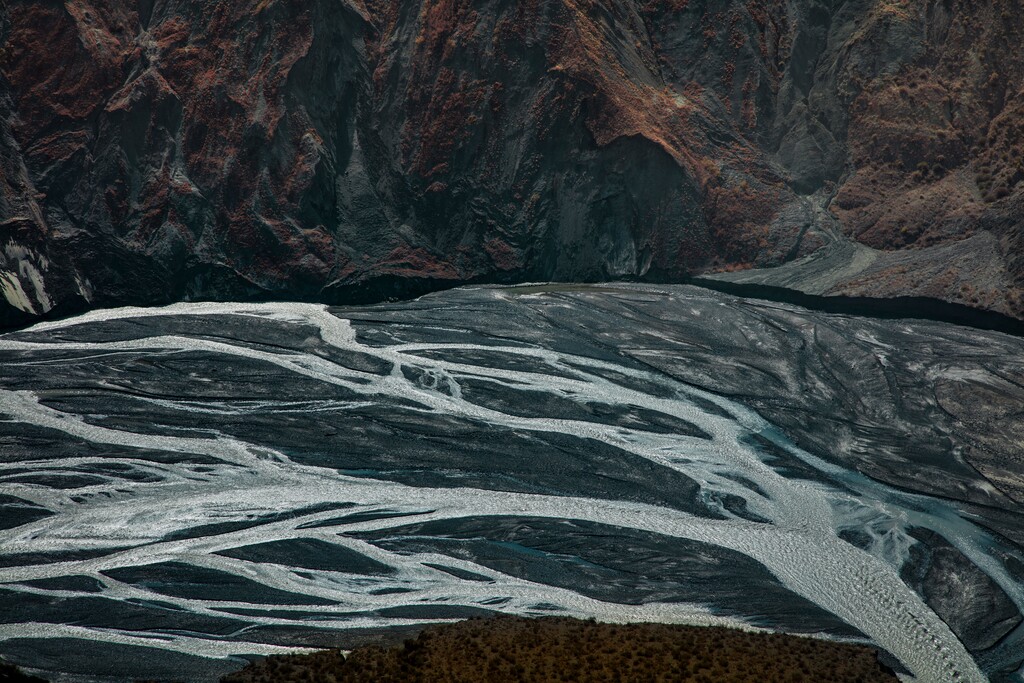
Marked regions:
[0,284,1022,682]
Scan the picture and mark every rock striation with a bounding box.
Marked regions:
[1,0,1023,325]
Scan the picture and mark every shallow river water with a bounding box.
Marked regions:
[0,285,1022,682]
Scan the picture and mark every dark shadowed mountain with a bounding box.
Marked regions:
[2,0,1023,326]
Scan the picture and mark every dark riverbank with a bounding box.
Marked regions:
[685,277,1024,337]
[6,274,1024,340]
[0,658,45,682]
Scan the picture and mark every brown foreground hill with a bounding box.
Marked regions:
[221,617,899,683]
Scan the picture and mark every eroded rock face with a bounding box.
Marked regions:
[1,0,1023,325]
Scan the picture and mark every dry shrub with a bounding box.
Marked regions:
[222,616,899,683]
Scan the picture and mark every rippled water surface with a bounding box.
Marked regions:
[1,285,1022,682]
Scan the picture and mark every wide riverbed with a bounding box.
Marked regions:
[0,284,1022,682]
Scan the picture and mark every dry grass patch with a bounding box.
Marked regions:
[222,616,899,683]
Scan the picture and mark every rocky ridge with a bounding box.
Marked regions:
[1,0,1022,326]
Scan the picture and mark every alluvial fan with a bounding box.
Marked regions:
[0,284,1022,682]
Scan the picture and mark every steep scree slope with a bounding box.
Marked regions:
[1,0,1022,325]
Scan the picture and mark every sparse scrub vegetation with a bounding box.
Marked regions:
[221,617,899,683]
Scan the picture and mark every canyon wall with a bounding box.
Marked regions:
[1,0,1022,326]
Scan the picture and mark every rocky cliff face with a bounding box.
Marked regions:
[1,0,1022,326]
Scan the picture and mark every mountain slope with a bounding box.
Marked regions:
[1,0,1022,326]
